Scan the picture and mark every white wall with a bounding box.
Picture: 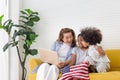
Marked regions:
[9,0,21,80]
[22,0,120,50]
[0,0,9,80]
[0,31,9,80]
[0,0,20,80]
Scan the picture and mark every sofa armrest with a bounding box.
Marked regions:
[29,58,43,73]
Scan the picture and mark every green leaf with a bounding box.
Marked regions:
[32,12,38,15]
[8,22,13,34]
[0,25,3,28]
[5,20,12,33]
[3,19,12,26]
[19,20,26,24]
[30,16,40,22]
[16,30,34,37]
[15,29,28,37]
[0,15,4,27]
[16,29,24,35]
[29,33,38,41]
[25,9,32,14]
[28,49,38,55]
[25,40,32,46]
[20,11,28,15]
[20,16,28,20]
[3,43,12,51]
[13,24,26,29]
[23,44,28,50]
[3,19,13,34]
[25,21,34,26]
[12,41,18,47]
[12,30,17,40]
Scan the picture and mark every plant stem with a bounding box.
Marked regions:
[23,54,27,80]
[16,45,26,80]
[24,66,27,80]
[16,46,22,66]
[22,65,25,80]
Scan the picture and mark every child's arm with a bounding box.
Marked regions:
[96,46,105,56]
[68,54,76,66]
[57,59,71,68]
[57,47,77,68]
[57,54,76,68]
[62,54,76,67]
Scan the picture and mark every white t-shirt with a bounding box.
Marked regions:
[72,47,88,65]
[88,45,110,62]
[58,43,70,62]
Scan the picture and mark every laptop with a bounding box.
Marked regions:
[39,48,59,65]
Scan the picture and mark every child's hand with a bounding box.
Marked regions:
[97,46,105,56]
[57,62,65,69]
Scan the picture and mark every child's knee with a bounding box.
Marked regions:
[97,67,106,72]
[96,63,107,72]
[42,63,49,66]
[40,63,50,69]
[49,65,59,73]
[50,65,59,70]
[50,65,57,68]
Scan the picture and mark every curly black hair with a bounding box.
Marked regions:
[80,27,102,45]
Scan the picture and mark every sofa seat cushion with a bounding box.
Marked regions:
[28,71,120,80]
[28,73,36,80]
[105,49,120,71]
[89,71,120,80]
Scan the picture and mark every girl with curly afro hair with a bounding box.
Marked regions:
[80,27,110,73]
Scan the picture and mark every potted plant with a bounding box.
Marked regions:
[0,9,40,80]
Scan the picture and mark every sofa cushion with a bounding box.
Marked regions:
[29,58,43,73]
[105,49,120,71]
[28,71,120,80]
[89,71,120,80]
[28,73,36,80]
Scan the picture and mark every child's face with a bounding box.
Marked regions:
[77,36,83,47]
[80,37,90,48]
[62,32,73,45]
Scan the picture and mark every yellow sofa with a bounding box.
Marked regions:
[28,49,120,80]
